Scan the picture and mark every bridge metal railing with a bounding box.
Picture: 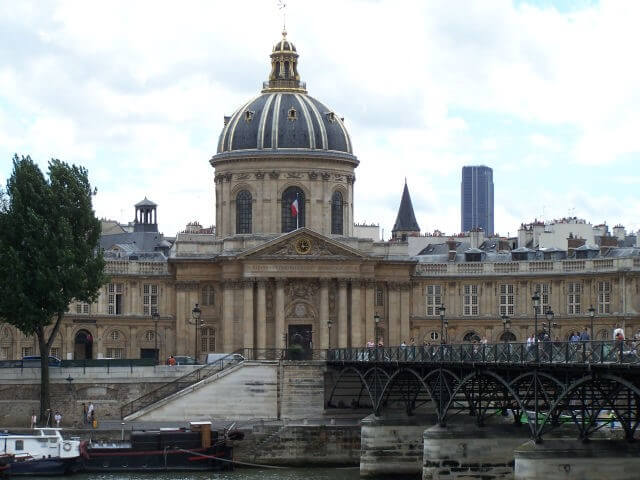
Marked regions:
[328,340,640,365]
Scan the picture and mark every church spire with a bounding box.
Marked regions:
[262,30,307,93]
[391,180,420,241]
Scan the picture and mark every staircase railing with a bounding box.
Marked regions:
[120,349,244,419]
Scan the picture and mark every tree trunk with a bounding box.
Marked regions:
[36,327,50,425]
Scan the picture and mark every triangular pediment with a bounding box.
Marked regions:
[238,228,367,260]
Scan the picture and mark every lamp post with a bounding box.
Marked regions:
[191,303,201,363]
[543,310,556,340]
[588,305,595,340]
[374,314,381,345]
[327,319,333,348]
[501,315,511,343]
[152,311,159,364]
[532,292,541,343]
[439,305,447,344]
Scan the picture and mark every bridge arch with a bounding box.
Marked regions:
[377,367,434,416]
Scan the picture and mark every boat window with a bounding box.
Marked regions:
[42,429,56,435]
[49,438,57,443]
[15,440,24,450]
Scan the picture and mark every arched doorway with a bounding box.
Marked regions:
[74,330,93,360]
[499,331,517,343]
[285,301,315,360]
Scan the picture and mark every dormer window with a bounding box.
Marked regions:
[288,108,297,121]
[244,110,255,123]
[326,112,337,123]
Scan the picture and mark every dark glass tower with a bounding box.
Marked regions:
[461,166,494,235]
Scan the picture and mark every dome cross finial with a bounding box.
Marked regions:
[278,0,287,35]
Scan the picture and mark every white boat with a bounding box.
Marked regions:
[0,428,82,476]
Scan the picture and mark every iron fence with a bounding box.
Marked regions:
[328,340,640,365]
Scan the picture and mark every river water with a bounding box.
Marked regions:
[27,469,364,480]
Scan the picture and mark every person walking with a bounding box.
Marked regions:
[54,411,62,428]
[167,355,176,366]
[82,403,87,426]
[30,411,37,429]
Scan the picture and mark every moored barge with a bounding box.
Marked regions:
[82,421,232,472]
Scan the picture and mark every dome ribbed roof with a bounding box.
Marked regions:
[213,32,355,159]
[217,92,352,154]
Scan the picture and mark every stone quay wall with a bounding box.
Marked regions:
[0,365,197,427]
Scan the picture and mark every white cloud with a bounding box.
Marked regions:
[1,0,639,237]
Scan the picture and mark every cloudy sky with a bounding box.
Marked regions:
[1,0,639,239]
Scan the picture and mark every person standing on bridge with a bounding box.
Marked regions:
[580,328,590,342]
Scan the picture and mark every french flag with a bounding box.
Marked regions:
[291,198,299,217]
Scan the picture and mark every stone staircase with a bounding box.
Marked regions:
[120,350,244,419]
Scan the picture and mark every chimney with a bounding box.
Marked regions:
[446,240,457,262]
[567,237,585,256]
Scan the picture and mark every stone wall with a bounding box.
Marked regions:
[232,423,360,466]
[280,362,326,419]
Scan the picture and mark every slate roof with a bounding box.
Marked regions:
[392,181,420,233]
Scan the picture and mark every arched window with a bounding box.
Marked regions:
[463,331,481,343]
[236,190,252,234]
[281,186,305,232]
[499,331,517,343]
[331,191,343,235]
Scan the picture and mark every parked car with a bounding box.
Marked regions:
[201,353,245,365]
[173,355,197,365]
[22,356,62,367]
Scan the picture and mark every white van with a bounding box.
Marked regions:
[200,352,245,365]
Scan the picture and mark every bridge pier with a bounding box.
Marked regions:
[514,439,640,480]
[423,420,529,479]
[360,411,436,478]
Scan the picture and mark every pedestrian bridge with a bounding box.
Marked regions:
[326,341,640,442]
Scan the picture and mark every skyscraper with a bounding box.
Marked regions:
[461,165,494,235]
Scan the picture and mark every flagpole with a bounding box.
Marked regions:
[296,192,299,230]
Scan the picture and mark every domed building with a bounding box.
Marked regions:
[170,32,415,356]
[211,31,357,238]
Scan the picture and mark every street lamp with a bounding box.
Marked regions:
[152,311,159,364]
[532,292,541,343]
[543,310,556,340]
[439,305,447,344]
[501,315,511,343]
[327,319,333,348]
[191,303,201,363]
[374,314,381,345]
[588,305,596,340]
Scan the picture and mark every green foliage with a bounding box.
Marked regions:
[0,155,105,334]
[0,154,106,418]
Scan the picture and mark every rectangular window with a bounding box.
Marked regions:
[22,347,33,357]
[426,285,443,316]
[106,347,125,359]
[568,282,582,315]
[75,302,90,314]
[375,286,384,307]
[201,285,215,306]
[0,347,9,360]
[463,284,479,316]
[534,283,552,313]
[598,281,611,314]
[200,327,216,353]
[108,283,124,315]
[50,347,60,359]
[143,284,158,316]
[499,284,515,316]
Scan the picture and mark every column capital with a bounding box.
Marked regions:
[363,278,376,288]
[242,280,255,289]
[338,279,349,288]
[275,278,287,288]
[320,279,331,288]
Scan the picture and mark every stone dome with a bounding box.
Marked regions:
[214,31,355,158]
[216,92,353,154]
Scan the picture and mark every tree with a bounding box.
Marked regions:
[0,155,105,422]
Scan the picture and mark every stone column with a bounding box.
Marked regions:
[256,280,267,350]
[351,280,362,347]
[338,280,348,348]
[388,283,400,346]
[400,282,410,343]
[222,281,234,353]
[243,280,254,350]
[364,280,375,345]
[275,280,285,349]
[319,280,330,349]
